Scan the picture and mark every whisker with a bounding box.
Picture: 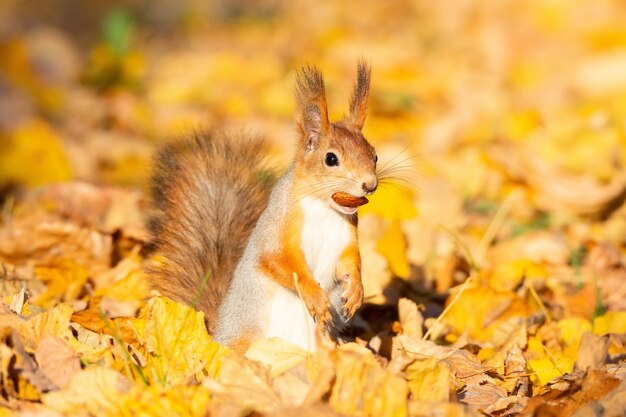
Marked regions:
[377,166,421,178]
[297,180,349,203]
[376,140,416,172]
[378,177,421,194]
[377,155,423,176]
[379,181,418,194]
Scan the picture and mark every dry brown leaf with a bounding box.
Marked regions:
[409,401,480,417]
[272,368,312,408]
[570,380,626,417]
[504,343,530,396]
[458,383,508,412]
[522,369,621,416]
[329,344,408,417]
[262,404,345,417]
[0,262,37,300]
[245,337,309,378]
[575,333,609,371]
[18,303,74,352]
[0,220,112,273]
[406,357,451,401]
[391,336,494,385]
[483,394,528,416]
[34,337,81,390]
[12,330,57,394]
[42,366,133,415]
[489,143,626,217]
[211,354,283,414]
[398,298,423,338]
[98,297,140,318]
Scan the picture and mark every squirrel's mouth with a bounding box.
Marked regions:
[331,192,369,215]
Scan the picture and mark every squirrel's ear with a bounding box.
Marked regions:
[348,60,371,130]
[295,65,329,153]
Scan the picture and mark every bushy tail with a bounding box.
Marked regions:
[146,132,273,332]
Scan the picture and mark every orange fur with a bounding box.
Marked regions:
[229,329,257,354]
[258,202,333,326]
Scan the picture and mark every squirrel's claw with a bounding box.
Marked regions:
[341,275,364,319]
[303,287,333,328]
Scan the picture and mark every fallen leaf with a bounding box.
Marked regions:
[245,337,309,378]
[377,220,410,278]
[211,354,283,414]
[0,119,71,187]
[504,343,530,396]
[593,311,626,336]
[398,298,423,338]
[18,303,74,352]
[42,366,133,415]
[406,357,451,401]
[575,332,609,371]
[458,383,508,412]
[135,297,229,384]
[330,343,408,417]
[34,337,81,390]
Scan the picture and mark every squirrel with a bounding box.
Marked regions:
[147,61,378,352]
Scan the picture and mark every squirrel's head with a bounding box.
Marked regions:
[294,61,378,215]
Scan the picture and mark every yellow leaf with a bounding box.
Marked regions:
[114,384,211,417]
[377,220,410,278]
[213,354,283,414]
[330,343,408,417]
[489,259,548,292]
[477,347,495,362]
[34,259,90,308]
[0,120,72,187]
[593,311,626,336]
[16,377,40,401]
[528,355,573,386]
[245,337,309,378]
[0,407,14,417]
[502,110,541,142]
[42,367,132,415]
[93,252,149,302]
[406,357,451,402]
[360,186,417,220]
[443,286,529,342]
[136,297,229,385]
[18,303,74,352]
[557,317,592,347]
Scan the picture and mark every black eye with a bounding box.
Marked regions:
[325,152,339,167]
[375,155,378,163]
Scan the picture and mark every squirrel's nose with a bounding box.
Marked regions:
[362,177,378,194]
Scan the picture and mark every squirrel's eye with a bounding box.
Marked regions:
[375,155,378,163]
[325,152,339,167]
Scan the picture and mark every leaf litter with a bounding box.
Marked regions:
[1,0,626,416]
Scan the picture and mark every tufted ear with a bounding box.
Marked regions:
[348,60,371,130]
[295,65,329,153]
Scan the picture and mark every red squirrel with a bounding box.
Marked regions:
[147,62,378,352]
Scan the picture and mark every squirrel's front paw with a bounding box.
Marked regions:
[341,274,364,319]
[302,286,333,328]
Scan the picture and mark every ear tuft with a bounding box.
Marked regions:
[295,65,329,152]
[348,59,371,130]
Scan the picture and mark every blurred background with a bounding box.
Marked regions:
[1,0,625,186]
[2,0,626,302]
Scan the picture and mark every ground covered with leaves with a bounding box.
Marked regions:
[2,0,626,416]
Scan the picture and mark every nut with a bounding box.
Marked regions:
[332,192,369,207]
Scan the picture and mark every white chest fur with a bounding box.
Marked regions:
[299,197,352,289]
[262,197,352,350]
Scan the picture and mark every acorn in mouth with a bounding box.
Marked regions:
[332,192,369,215]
